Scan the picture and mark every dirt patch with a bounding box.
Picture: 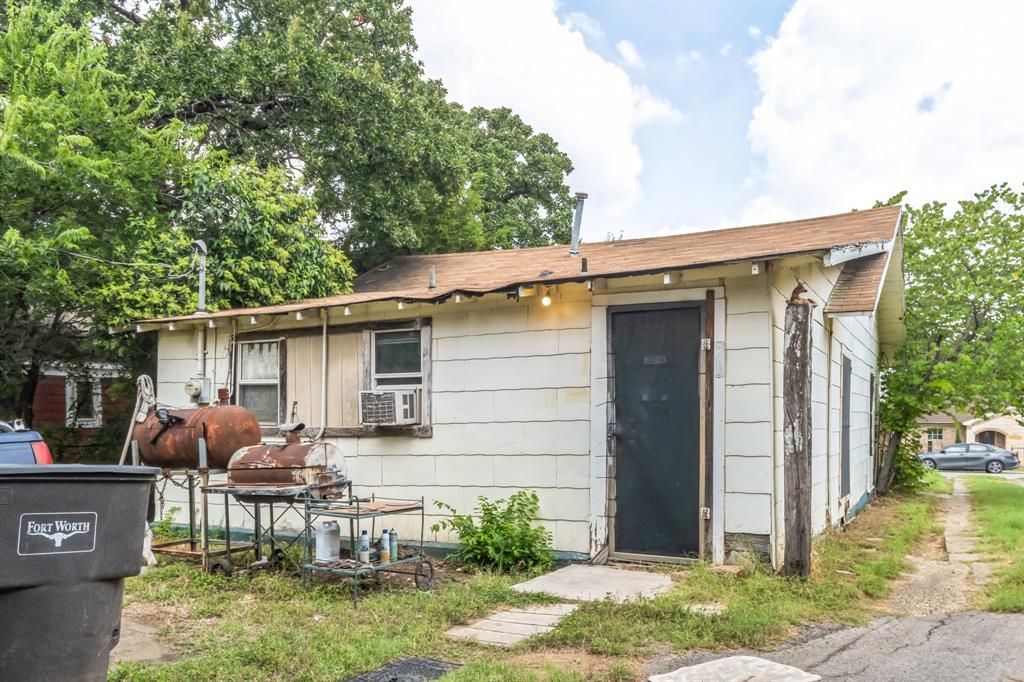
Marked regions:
[122,600,219,650]
[505,648,640,679]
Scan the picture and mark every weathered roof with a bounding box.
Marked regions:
[823,252,889,314]
[138,204,901,324]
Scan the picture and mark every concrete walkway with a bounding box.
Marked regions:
[447,603,577,647]
[887,477,991,615]
[512,564,673,602]
[448,564,674,646]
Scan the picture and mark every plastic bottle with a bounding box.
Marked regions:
[389,528,398,560]
[379,529,391,563]
[315,521,341,563]
[358,529,370,564]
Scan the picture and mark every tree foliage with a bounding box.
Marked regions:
[877,184,1024,492]
[91,0,575,271]
[0,1,351,422]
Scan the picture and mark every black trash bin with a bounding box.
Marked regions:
[0,465,159,681]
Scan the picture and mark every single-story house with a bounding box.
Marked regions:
[918,412,1024,457]
[135,205,905,569]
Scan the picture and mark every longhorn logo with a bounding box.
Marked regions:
[26,527,90,547]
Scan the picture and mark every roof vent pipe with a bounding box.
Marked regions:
[428,265,436,289]
[194,240,208,314]
[569,192,588,256]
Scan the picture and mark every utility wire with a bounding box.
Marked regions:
[50,248,198,280]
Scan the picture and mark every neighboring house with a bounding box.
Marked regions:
[33,364,119,430]
[22,364,124,461]
[918,413,1024,457]
[135,205,905,568]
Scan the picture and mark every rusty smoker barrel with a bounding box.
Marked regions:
[131,405,261,469]
[227,442,347,487]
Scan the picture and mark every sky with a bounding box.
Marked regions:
[409,0,1024,243]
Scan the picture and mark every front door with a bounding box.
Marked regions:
[610,305,702,558]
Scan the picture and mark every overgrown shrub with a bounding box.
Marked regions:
[431,490,554,572]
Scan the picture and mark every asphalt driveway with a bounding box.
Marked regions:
[648,611,1024,681]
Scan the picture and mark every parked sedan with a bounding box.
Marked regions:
[919,442,1020,474]
[0,420,53,464]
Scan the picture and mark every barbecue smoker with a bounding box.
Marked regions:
[199,425,351,575]
[225,425,349,502]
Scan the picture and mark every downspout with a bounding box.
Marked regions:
[313,308,329,440]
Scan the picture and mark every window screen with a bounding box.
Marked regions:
[373,330,422,387]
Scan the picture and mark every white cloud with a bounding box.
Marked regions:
[563,11,603,40]
[409,2,683,240]
[616,39,645,69]
[743,1,1024,224]
[747,25,762,37]
[675,49,704,68]
[719,42,732,57]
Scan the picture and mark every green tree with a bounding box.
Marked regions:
[0,1,352,424]
[92,0,575,270]
[0,0,185,421]
[876,184,1024,492]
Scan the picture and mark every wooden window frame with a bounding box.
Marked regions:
[370,328,424,390]
[236,339,281,426]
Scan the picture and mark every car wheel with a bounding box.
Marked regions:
[986,460,1004,474]
[922,458,937,470]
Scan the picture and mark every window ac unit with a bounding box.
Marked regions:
[359,389,419,426]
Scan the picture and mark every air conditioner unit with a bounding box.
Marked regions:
[359,390,419,426]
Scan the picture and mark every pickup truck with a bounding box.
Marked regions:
[0,420,54,464]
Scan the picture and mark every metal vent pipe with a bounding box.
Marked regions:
[569,192,588,256]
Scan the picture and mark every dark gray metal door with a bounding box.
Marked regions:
[610,305,701,557]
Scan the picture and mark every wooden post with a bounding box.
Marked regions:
[783,292,814,577]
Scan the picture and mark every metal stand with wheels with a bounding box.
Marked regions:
[299,494,433,601]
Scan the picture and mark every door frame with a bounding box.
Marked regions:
[604,300,709,563]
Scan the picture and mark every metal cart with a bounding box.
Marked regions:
[201,479,352,576]
[300,493,434,600]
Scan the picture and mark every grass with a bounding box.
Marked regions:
[114,493,938,681]
[964,475,1024,612]
[921,469,954,494]
[536,493,937,657]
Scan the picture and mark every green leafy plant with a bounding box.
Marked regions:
[151,506,182,539]
[431,491,554,572]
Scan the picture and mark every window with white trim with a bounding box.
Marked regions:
[66,379,102,429]
[238,340,280,424]
[372,329,422,389]
[926,427,944,452]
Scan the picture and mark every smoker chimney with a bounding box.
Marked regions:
[569,192,588,257]
[428,265,437,289]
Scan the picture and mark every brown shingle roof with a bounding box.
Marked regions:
[823,252,889,314]
[138,205,901,324]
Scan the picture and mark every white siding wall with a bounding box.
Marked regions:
[154,289,594,555]
[150,257,881,564]
[721,276,774,538]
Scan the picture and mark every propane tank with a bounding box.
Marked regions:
[131,405,261,469]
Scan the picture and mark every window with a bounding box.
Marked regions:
[926,428,943,452]
[238,340,280,424]
[840,355,852,498]
[65,379,101,429]
[372,330,422,388]
[945,444,968,453]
